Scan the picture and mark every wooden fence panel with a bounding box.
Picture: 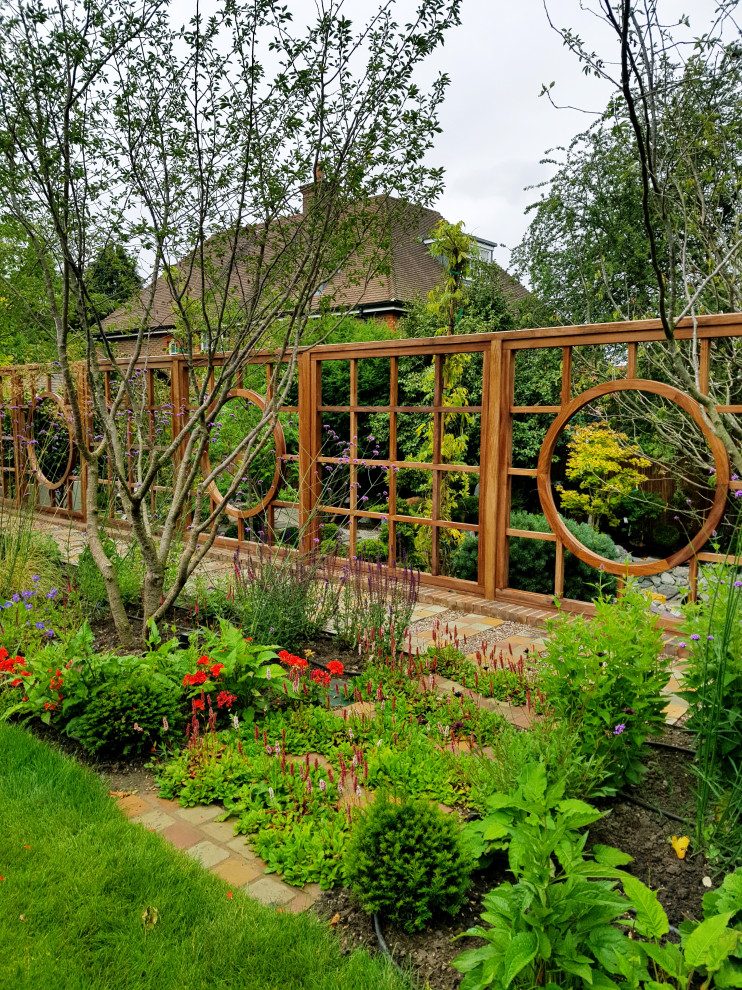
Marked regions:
[2,310,741,615]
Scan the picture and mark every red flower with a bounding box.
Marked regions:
[10,678,22,687]
[311,670,331,688]
[278,650,308,669]
[210,663,225,678]
[197,656,211,666]
[183,671,208,687]
[216,691,237,709]
[192,698,205,711]
[0,647,7,660]
[327,661,344,677]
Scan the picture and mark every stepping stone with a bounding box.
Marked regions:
[130,810,176,832]
[186,840,229,869]
[163,822,203,850]
[202,820,238,844]
[176,804,224,825]
[247,876,296,907]
[212,855,264,887]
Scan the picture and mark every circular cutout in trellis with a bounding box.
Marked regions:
[202,389,286,519]
[536,378,731,577]
[26,392,75,490]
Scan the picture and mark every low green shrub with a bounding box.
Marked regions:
[540,580,669,791]
[65,673,186,755]
[450,514,621,596]
[510,510,620,600]
[356,538,388,562]
[652,520,682,551]
[319,522,340,541]
[450,533,478,581]
[344,794,472,932]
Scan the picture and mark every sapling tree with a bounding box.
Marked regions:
[0,0,461,646]
[536,1,742,479]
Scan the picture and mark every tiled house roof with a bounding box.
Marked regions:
[102,195,528,338]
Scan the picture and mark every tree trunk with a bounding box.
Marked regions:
[84,462,135,650]
[141,567,166,639]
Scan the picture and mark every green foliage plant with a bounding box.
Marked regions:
[344,793,472,932]
[0,502,62,600]
[454,764,742,990]
[454,763,635,989]
[184,619,285,723]
[540,580,669,792]
[462,720,611,816]
[75,538,143,611]
[228,542,342,648]
[65,672,185,756]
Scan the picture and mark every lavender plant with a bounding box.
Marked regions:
[334,555,420,654]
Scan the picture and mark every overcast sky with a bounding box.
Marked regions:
[424,0,728,271]
[166,0,730,276]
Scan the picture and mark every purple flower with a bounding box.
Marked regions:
[690,634,701,641]
[678,641,686,648]
[613,724,626,736]
[707,635,715,641]
[736,491,742,498]
[35,622,45,630]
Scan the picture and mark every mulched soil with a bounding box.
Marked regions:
[590,732,707,927]
[313,732,706,990]
[313,868,505,990]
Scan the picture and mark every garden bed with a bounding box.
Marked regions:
[312,732,708,990]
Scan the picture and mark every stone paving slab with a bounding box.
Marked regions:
[116,785,316,913]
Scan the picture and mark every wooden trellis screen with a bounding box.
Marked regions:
[2,312,741,613]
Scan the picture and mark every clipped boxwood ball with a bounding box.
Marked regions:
[344,794,472,932]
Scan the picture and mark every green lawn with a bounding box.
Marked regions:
[0,725,409,990]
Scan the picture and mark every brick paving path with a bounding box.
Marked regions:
[114,789,319,911]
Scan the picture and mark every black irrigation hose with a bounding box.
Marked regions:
[624,908,681,939]
[373,913,406,974]
[643,740,696,756]
[618,792,690,824]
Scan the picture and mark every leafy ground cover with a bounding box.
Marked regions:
[0,723,411,990]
